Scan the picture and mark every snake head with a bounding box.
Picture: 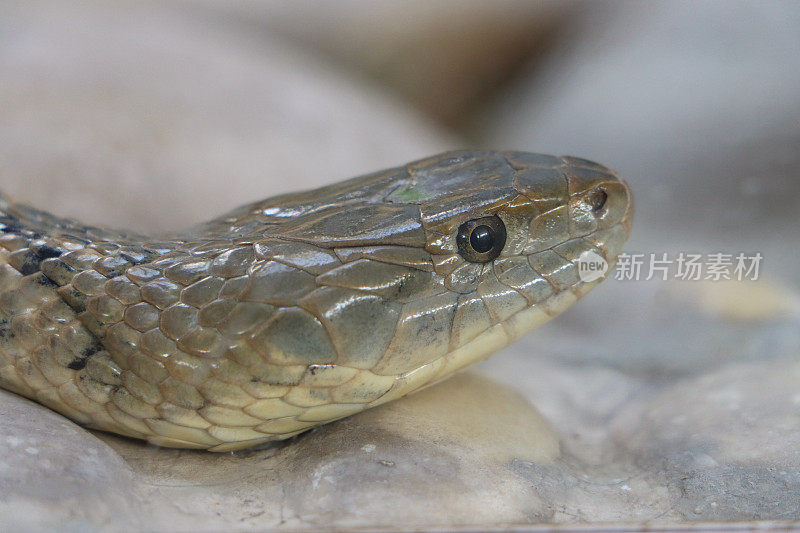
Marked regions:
[375,150,632,377]
[254,150,632,383]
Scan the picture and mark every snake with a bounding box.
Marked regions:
[0,150,631,451]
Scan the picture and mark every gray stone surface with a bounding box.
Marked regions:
[614,358,800,521]
[0,390,143,531]
[1,1,799,531]
[480,278,800,523]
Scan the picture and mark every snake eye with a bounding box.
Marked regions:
[588,188,608,212]
[456,215,506,263]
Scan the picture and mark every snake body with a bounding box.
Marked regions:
[0,151,631,451]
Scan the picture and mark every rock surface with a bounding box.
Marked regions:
[0,390,143,530]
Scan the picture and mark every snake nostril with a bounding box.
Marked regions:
[588,188,607,212]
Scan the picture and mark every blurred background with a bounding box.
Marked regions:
[1,1,799,530]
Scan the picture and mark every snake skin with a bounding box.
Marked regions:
[0,151,632,451]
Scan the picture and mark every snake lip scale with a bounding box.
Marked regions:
[0,150,632,451]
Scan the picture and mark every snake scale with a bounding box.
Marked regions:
[0,151,631,451]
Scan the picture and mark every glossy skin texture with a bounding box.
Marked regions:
[0,151,632,451]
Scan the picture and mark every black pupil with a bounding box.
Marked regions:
[470,225,494,253]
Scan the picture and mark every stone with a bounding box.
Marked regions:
[612,359,800,521]
[0,390,143,530]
